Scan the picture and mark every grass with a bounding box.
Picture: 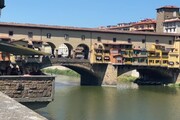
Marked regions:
[42,68,80,77]
[118,75,137,83]
[167,83,180,87]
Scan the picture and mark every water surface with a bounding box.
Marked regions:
[36,75,180,120]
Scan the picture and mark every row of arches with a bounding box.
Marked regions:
[42,42,90,59]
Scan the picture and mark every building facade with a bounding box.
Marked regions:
[131,19,156,32]
[0,22,179,60]
[163,17,180,33]
[104,19,156,32]
[100,5,180,34]
[156,6,180,33]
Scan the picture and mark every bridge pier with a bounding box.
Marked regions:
[89,64,118,86]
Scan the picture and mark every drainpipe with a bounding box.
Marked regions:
[144,35,147,49]
[178,37,180,68]
[40,28,42,41]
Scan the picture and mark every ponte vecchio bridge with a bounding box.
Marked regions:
[0,22,180,86]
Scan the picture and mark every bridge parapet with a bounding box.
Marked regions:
[49,58,91,68]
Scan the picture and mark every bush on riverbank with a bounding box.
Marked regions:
[168,83,180,87]
[118,75,137,83]
[42,68,80,77]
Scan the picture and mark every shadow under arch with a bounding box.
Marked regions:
[75,44,89,59]
[41,62,101,86]
[117,66,179,85]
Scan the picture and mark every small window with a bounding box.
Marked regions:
[155,40,159,44]
[163,60,167,64]
[47,33,51,39]
[156,60,160,64]
[97,37,101,42]
[128,38,131,43]
[9,31,13,36]
[28,32,33,38]
[64,34,69,40]
[142,39,146,43]
[113,38,116,42]
[81,35,85,40]
[169,40,172,45]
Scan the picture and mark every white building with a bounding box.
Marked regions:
[58,44,69,57]
[163,18,180,33]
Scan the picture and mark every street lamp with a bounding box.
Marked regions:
[0,0,5,16]
[0,0,5,9]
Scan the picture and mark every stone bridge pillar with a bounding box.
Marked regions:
[89,64,118,86]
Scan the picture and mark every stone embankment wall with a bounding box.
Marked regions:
[0,92,47,120]
[0,76,55,102]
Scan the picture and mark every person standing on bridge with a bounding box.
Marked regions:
[27,40,34,49]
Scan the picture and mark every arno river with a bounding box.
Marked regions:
[35,75,180,120]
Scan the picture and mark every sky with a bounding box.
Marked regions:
[0,0,179,28]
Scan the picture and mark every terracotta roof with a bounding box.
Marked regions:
[0,22,179,37]
[107,24,132,30]
[133,20,156,26]
[157,5,180,10]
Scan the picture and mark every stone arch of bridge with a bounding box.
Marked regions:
[41,62,100,86]
[117,66,179,84]
[43,42,56,56]
[75,44,89,59]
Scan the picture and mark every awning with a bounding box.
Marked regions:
[0,42,49,55]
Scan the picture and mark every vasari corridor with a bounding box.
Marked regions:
[0,0,180,120]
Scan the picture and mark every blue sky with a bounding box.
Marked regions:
[0,0,179,27]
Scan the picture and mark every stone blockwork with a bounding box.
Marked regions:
[91,64,118,86]
[0,76,55,102]
[102,64,118,85]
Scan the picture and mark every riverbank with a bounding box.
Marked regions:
[42,67,80,77]
[118,75,137,83]
[0,92,47,120]
[168,82,180,87]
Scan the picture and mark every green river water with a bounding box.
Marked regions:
[35,75,180,120]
